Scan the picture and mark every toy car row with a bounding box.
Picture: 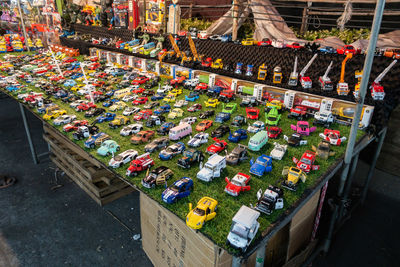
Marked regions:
[0,49,352,253]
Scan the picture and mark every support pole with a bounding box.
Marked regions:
[232,0,239,41]
[361,128,387,203]
[338,153,359,219]
[255,245,266,267]
[19,103,38,164]
[231,256,241,267]
[300,2,312,34]
[17,0,30,52]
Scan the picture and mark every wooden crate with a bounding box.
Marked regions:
[140,190,320,267]
[43,124,135,206]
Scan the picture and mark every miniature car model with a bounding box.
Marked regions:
[131,76,149,85]
[257,38,272,46]
[270,142,288,160]
[228,129,248,143]
[231,115,247,128]
[134,110,152,121]
[266,126,282,139]
[187,132,209,147]
[337,45,360,55]
[157,122,176,135]
[170,76,185,87]
[196,120,213,132]
[187,103,202,112]
[108,149,138,168]
[120,123,143,136]
[132,96,148,105]
[97,140,120,156]
[141,166,173,188]
[207,138,228,154]
[53,114,77,125]
[201,57,212,68]
[131,87,146,94]
[163,95,176,103]
[144,137,170,153]
[265,100,283,113]
[85,108,105,117]
[183,91,199,102]
[224,173,251,197]
[246,107,259,120]
[194,83,208,94]
[72,125,99,140]
[180,117,198,125]
[126,153,155,177]
[131,130,155,144]
[186,197,218,230]
[226,206,260,252]
[169,88,183,97]
[109,102,127,112]
[222,103,237,114]
[312,140,336,160]
[159,142,186,160]
[314,111,334,128]
[168,108,184,119]
[84,132,111,148]
[281,167,306,191]
[283,132,307,146]
[177,149,204,169]
[247,121,265,133]
[109,115,130,129]
[319,46,336,54]
[76,102,97,112]
[197,154,226,182]
[63,120,88,132]
[199,110,215,119]
[162,177,193,204]
[241,38,255,46]
[146,115,166,127]
[293,150,320,173]
[249,154,273,177]
[211,125,230,137]
[154,104,171,115]
[123,107,141,116]
[43,109,67,120]
[255,186,284,215]
[265,107,281,126]
[204,98,220,108]
[96,112,116,123]
[240,96,259,107]
[174,99,188,108]
[319,129,347,146]
[226,144,248,165]
[291,121,316,136]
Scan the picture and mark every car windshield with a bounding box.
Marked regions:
[255,159,266,165]
[231,179,242,186]
[170,185,179,192]
[231,223,248,238]
[319,145,329,151]
[215,143,223,147]
[199,123,206,126]
[183,150,193,157]
[193,208,205,216]
[270,129,278,134]
[268,116,277,121]
[225,106,232,110]
[248,111,257,115]
[301,158,312,165]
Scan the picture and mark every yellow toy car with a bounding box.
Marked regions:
[281,167,306,191]
[211,59,223,69]
[168,108,184,119]
[43,109,67,120]
[186,197,218,229]
[71,84,85,92]
[109,115,130,128]
[204,98,220,108]
[109,102,127,111]
[163,95,176,103]
[265,99,283,111]
[241,38,256,46]
[168,88,182,97]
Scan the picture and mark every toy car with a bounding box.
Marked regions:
[53,114,77,125]
[241,38,255,46]
[131,76,149,85]
[255,186,284,215]
[141,166,174,188]
[270,142,287,160]
[132,96,148,105]
[266,126,282,139]
[228,129,248,143]
[265,100,283,113]
[196,120,213,132]
[281,167,306,191]
[96,112,116,123]
[163,95,176,103]
[84,132,111,148]
[207,138,228,154]
[174,99,188,108]
[293,150,320,173]
[319,129,347,146]
[159,142,186,160]
[43,109,67,120]
[257,38,272,46]
[108,149,138,168]
[131,130,155,144]
[247,121,265,133]
[246,108,259,120]
[231,115,247,127]
[109,102,127,112]
[201,57,212,68]
[312,140,336,160]
[157,122,176,135]
[63,120,88,132]
[134,110,152,121]
[204,98,220,108]
[72,125,99,140]
[180,117,198,125]
[123,107,141,116]
[222,103,237,114]
[154,104,171,115]
[146,115,166,127]
[291,121,316,136]
[211,125,230,137]
[120,123,143,136]
[144,137,170,153]
[194,83,208,94]
[177,148,204,169]
[319,46,336,54]
[186,197,218,229]
[85,108,105,117]
[265,108,281,126]
[187,103,202,112]
[185,92,200,102]
[224,173,251,197]
[199,110,215,119]
[126,153,154,177]
[240,96,259,107]
[168,108,184,119]
[337,45,360,55]
[169,88,183,97]
[249,154,273,177]
[187,132,209,147]
[284,133,307,147]
[109,115,130,129]
[162,177,193,204]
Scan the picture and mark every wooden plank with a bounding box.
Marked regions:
[274,0,400,3]
[308,10,400,16]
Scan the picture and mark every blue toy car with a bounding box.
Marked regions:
[111,68,126,76]
[102,99,119,107]
[159,142,185,160]
[215,112,231,123]
[151,93,166,101]
[220,35,232,43]
[84,132,107,149]
[228,129,248,143]
[319,46,336,54]
[154,104,171,115]
[96,112,116,123]
[63,79,77,87]
[6,85,19,92]
[105,90,115,97]
[185,92,200,102]
[54,90,69,98]
[207,86,223,97]
[67,62,80,70]
[70,73,83,79]
[161,177,193,204]
[249,154,273,177]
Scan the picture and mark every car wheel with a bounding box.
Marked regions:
[116,146,120,151]
[90,144,95,149]
[107,152,110,156]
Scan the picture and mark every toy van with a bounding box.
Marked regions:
[169,123,192,141]
[248,130,269,151]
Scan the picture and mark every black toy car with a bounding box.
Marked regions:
[226,144,248,165]
[85,108,105,117]
[199,110,215,119]
[141,166,174,189]
[211,125,230,138]
[283,133,307,147]
[255,185,284,215]
[146,115,166,127]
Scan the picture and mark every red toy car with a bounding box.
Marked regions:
[132,76,149,85]
[88,62,101,70]
[63,120,88,132]
[95,72,108,78]
[133,96,148,105]
[93,80,105,87]
[292,150,320,173]
[50,75,64,82]
[266,126,282,139]
[170,76,186,87]
[224,173,251,197]
[337,45,360,55]
[194,83,208,94]
[132,87,145,94]
[201,57,212,68]
[257,38,272,46]
[134,109,152,121]
[76,102,96,111]
[85,91,103,100]
[286,42,304,49]
[246,107,259,120]
[207,138,228,154]
[62,57,77,63]
[187,103,202,112]
[319,129,347,146]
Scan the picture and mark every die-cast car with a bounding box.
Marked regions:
[168,108,184,119]
[108,149,138,168]
[270,142,288,160]
[120,123,144,136]
[247,121,265,133]
[292,150,320,173]
[174,99,188,108]
[162,177,193,204]
[199,110,215,119]
[63,120,88,132]
[180,117,198,125]
[159,142,186,160]
[284,133,308,147]
[196,120,213,132]
[134,110,152,121]
[211,125,230,137]
[319,129,347,146]
[207,138,228,154]
[186,197,218,230]
[187,103,202,112]
[53,114,77,125]
[96,112,116,123]
[266,126,282,139]
[215,112,231,123]
[204,98,220,108]
[141,166,174,188]
[224,173,251,197]
[226,144,248,165]
[144,137,170,153]
[246,107,260,120]
[249,154,273,177]
[187,132,209,147]
[131,130,155,144]
[228,129,248,143]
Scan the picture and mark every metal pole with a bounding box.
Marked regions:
[361,128,387,203]
[338,153,359,219]
[255,244,266,267]
[19,103,38,164]
[231,256,241,267]
[17,0,31,52]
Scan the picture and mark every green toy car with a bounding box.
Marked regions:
[265,107,281,126]
[222,103,237,114]
[97,140,120,156]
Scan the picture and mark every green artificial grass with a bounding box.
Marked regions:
[1,53,365,253]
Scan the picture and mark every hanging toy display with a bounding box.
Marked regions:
[111,0,129,29]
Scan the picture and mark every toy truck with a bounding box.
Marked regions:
[255,185,284,215]
[240,96,259,107]
[288,56,298,86]
[299,54,318,89]
[313,110,334,127]
[218,89,236,103]
[72,125,99,140]
[177,148,204,169]
[226,205,260,252]
[126,153,154,176]
[318,61,333,91]
[369,60,397,100]
[288,99,320,120]
[336,53,352,96]
[183,78,199,89]
[197,154,226,182]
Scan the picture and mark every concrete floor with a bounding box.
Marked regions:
[0,94,399,267]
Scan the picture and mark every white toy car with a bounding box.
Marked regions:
[179,116,197,125]
[187,132,209,147]
[247,121,265,133]
[70,100,88,108]
[157,84,173,94]
[122,94,135,102]
[270,142,287,160]
[120,123,143,136]
[123,107,140,116]
[53,114,77,126]
[108,149,138,168]
[174,99,188,108]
